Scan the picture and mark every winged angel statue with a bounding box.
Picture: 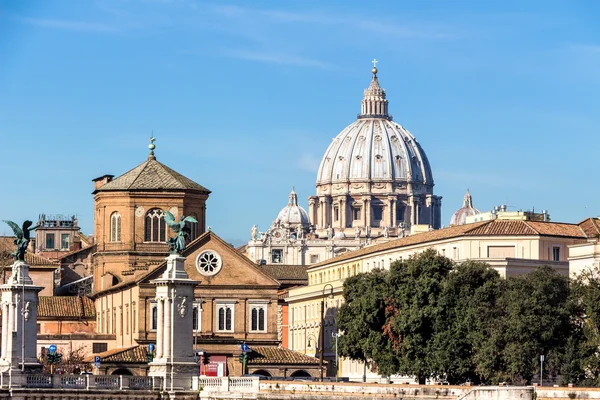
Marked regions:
[2,220,37,261]
[163,211,197,255]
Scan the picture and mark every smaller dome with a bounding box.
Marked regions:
[334,232,346,240]
[450,189,481,226]
[275,188,310,227]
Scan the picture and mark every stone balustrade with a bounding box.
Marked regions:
[0,374,163,390]
[192,376,259,392]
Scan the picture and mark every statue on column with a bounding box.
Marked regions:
[326,225,334,240]
[250,224,259,240]
[163,211,198,254]
[365,226,371,238]
[398,223,406,238]
[383,225,390,239]
[295,225,304,240]
[354,226,361,240]
[2,220,37,261]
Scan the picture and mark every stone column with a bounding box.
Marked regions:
[390,198,397,228]
[149,254,199,391]
[340,197,346,229]
[0,260,43,375]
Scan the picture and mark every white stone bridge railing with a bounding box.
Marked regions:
[192,376,260,392]
[0,374,164,390]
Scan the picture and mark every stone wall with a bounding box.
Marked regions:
[537,386,600,400]
[257,382,533,400]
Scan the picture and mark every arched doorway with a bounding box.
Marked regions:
[251,370,271,377]
[111,368,133,376]
[290,370,311,377]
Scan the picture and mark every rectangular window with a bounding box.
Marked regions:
[396,205,406,222]
[192,301,202,332]
[553,246,560,261]
[352,207,361,221]
[125,305,129,335]
[132,303,136,332]
[271,249,283,264]
[150,303,158,331]
[310,254,319,264]
[334,206,339,222]
[373,206,383,221]
[45,233,55,249]
[93,343,108,353]
[250,303,268,332]
[216,303,234,332]
[60,234,70,250]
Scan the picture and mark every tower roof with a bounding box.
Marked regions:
[94,138,210,193]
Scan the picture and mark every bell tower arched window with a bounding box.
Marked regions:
[110,212,121,242]
[145,208,166,242]
[186,213,199,242]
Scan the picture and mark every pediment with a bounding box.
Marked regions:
[140,232,279,288]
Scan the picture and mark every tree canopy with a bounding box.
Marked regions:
[336,249,597,386]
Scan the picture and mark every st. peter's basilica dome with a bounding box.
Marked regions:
[309,63,442,238]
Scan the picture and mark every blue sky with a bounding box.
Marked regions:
[1,0,600,245]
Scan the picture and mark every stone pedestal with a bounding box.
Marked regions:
[0,260,43,378]
[148,254,199,391]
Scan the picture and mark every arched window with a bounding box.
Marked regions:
[186,213,199,241]
[110,212,121,242]
[145,208,166,242]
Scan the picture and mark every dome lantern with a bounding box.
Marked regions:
[358,59,391,121]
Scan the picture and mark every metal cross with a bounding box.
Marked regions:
[372,58,378,68]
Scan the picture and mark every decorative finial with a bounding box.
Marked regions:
[371,58,378,76]
[148,135,156,160]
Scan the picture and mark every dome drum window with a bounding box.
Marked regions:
[196,250,222,276]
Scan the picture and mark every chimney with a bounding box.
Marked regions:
[92,174,114,191]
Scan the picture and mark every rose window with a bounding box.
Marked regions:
[196,250,222,276]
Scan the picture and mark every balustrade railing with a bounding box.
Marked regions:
[10,374,164,390]
[192,376,259,392]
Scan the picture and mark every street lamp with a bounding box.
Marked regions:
[306,334,317,355]
[320,283,334,382]
[332,331,340,382]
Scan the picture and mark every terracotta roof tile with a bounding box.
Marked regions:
[85,346,146,363]
[38,296,95,319]
[523,221,586,237]
[96,158,210,193]
[464,220,539,236]
[0,237,58,267]
[578,218,600,238]
[248,346,320,365]
[258,265,309,281]
[309,219,590,270]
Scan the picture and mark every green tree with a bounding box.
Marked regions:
[382,248,454,383]
[496,266,572,384]
[567,267,600,386]
[430,260,503,384]
[337,268,393,379]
